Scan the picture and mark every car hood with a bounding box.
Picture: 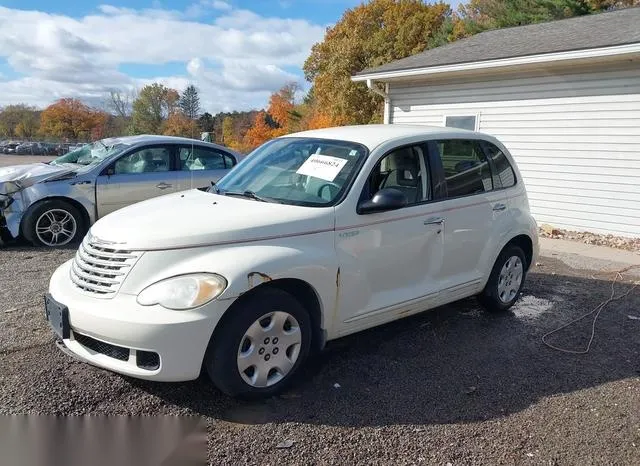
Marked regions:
[88,189,335,250]
[0,163,74,191]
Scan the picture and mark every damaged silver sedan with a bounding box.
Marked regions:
[0,135,240,247]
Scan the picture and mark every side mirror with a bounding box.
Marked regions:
[357,188,408,214]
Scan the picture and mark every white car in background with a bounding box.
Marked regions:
[46,124,538,398]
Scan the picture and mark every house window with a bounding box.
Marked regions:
[444,115,477,131]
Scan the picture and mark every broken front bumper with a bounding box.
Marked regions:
[0,197,23,243]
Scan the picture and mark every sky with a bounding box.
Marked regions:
[0,0,457,114]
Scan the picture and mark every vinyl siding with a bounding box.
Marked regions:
[389,62,640,237]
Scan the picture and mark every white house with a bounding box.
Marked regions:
[353,8,640,238]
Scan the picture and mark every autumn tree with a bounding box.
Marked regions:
[304,0,451,125]
[90,111,111,140]
[0,104,40,138]
[162,112,200,138]
[40,99,105,141]
[180,85,201,120]
[221,116,236,146]
[267,82,302,136]
[131,83,180,134]
[242,112,274,150]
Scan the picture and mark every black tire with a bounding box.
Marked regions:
[22,199,85,247]
[478,245,527,313]
[204,288,312,399]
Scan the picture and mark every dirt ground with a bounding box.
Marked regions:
[0,154,56,165]
[1,240,639,465]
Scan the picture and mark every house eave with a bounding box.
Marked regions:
[352,42,640,83]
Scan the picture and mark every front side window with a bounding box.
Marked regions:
[113,146,171,175]
[214,137,368,206]
[361,145,430,205]
[51,140,128,171]
[484,142,516,189]
[179,146,227,171]
[436,139,493,198]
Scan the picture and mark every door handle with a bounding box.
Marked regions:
[424,217,444,225]
[156,182,172,190]
[493,203,507,212]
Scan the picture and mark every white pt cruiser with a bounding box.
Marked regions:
[47,125,538,398]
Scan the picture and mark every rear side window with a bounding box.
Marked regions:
[179,146,230,171]
[435,139,493,198]
[484,142,516,189]
[223,154,236,168]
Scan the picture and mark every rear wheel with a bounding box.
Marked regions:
[479,245,527,312]
[204,288,312,398]
[23,199,84,247]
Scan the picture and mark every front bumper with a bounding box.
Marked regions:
[48,259,233,381]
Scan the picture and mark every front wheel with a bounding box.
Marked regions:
[22,199,84,247]
[479,245,527,312]
[204,288,312,399]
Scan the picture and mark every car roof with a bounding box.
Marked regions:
[283,124,496,151]
[99,134,241,156]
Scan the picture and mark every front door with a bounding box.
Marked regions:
[95,145,176,218]
[334,143,445,335]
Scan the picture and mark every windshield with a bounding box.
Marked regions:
[51,141,128,170]
[213,137,368,206]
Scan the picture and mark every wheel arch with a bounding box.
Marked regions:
[504,234,534,271]
[211,278,327,355]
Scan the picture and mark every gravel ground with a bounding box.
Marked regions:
[1,154,640,465]
[1,244,639,465]
[539,225,640,253]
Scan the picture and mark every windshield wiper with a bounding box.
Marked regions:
[209,181,220,193]
[224,190,271,203]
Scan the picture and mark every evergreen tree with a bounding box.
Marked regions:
[180,85,201,120]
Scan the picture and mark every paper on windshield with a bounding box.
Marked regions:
[296,154,348,182]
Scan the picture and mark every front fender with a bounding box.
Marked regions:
[4,179,96,238]
[119,232,339,329]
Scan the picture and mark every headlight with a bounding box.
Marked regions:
[137,273,227,310]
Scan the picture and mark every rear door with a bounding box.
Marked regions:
[174,145,237,192]
[428,138,510,299]
[95,144,177,218]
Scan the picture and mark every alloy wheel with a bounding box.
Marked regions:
[35,209,77,247]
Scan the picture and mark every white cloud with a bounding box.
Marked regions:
[0,4,326,113]
[212,1,233,11]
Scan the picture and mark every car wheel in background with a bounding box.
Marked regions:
[22,199,85,247]
[478,245,527,312]
[204,288,312,399]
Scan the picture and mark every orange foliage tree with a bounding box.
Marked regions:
[40,98,106,141]
[90,111,110,140]
[242,112,273,150]
[162,112,200,138]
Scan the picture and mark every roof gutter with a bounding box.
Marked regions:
[352,42,640,82]
[365,79,391,124]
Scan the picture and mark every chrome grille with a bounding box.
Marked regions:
[70,235,142,297]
